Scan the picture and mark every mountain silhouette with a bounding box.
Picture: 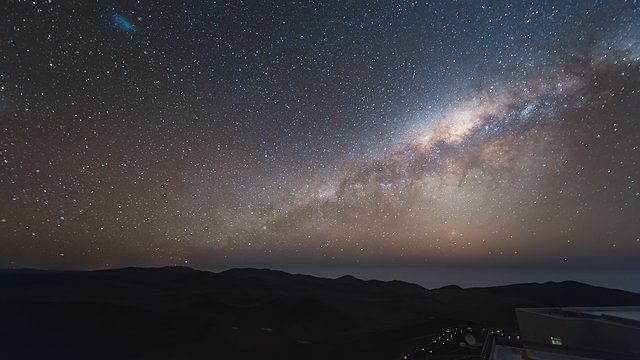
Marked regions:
[0,267,638,359]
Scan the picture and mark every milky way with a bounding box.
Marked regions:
[252,42,640,266]
[1,1,639,269]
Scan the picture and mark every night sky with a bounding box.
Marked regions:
[2,1,640,272]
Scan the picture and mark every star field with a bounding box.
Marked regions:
[1,0,640,270]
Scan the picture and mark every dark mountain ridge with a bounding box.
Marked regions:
[1,266,638,360]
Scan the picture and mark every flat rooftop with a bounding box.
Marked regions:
[581,309,640,322]
[517,306,640,327]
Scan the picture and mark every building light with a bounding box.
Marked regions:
[550,336,563,346]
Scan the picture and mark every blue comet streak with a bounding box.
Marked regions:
[114,15,134,31]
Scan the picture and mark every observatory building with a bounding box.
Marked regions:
[487,306,640,360]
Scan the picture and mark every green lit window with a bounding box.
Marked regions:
[550,336,563,346]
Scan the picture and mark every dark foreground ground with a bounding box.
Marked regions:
[1,266,639,359]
